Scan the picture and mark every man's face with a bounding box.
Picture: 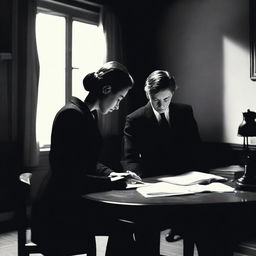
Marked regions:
[147,88,173,113]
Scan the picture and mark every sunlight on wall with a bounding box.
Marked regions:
[223,36,256,145]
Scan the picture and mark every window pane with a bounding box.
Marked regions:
[36,13,65,147]
[72,21,106,99]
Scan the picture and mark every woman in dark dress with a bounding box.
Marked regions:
[31,61,136,255]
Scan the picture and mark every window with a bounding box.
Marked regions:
[36,0,106,148]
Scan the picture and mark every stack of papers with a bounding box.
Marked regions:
[209,165,244,180]
[157,171,227,185]
[137,171,234,198]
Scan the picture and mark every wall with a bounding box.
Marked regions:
[115,1,169,113]
[0,0,21,223]
[0,59,12,141]
[156,0,256,144]
[0,0,12,52]
[0,0,13,142]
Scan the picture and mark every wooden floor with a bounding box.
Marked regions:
[0,229,195,256]
[0,229,246,256]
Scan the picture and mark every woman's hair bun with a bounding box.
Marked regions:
[83,61,134,94]
[83,72,99,92]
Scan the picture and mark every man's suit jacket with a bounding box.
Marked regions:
[122,102,201,177]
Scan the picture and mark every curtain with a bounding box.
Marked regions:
[18,0,40,169]
[98,5,128,137]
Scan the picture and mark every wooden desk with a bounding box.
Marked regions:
[83,178,256,256]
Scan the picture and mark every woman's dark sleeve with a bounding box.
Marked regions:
[96,163,114,176]
[121,116,142,176]
[50,109,125,193]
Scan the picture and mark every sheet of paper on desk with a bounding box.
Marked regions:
[136,181,234,198]
[157,171,227,186]
[188,182,234,193]
[137,182,195,197]
[126,179,152,189]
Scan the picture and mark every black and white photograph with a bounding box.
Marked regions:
[0,0,256,255]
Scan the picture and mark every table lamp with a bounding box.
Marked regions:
[236,109,256,190]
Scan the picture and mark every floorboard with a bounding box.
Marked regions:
[0,228,247,256]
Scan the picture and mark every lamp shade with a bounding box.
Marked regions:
[238,109,256,137]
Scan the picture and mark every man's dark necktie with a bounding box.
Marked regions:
[159,113,170,131]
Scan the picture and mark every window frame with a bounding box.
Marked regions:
[37,0,102,103]
[36,0,103,149]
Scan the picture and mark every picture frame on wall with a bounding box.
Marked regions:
[250,0,256,81]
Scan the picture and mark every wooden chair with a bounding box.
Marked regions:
[17,172,96,256]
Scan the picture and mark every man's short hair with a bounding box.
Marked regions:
[144,70,177,95]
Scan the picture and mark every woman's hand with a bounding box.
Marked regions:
[125,170,142,181]
[108,170,141,181]
[108,171,129,178]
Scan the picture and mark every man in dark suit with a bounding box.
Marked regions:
[122,70,202,247]
[122,70,201,178]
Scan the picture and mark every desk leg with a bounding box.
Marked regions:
[134,229,160,256]
[183,238,194,256]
